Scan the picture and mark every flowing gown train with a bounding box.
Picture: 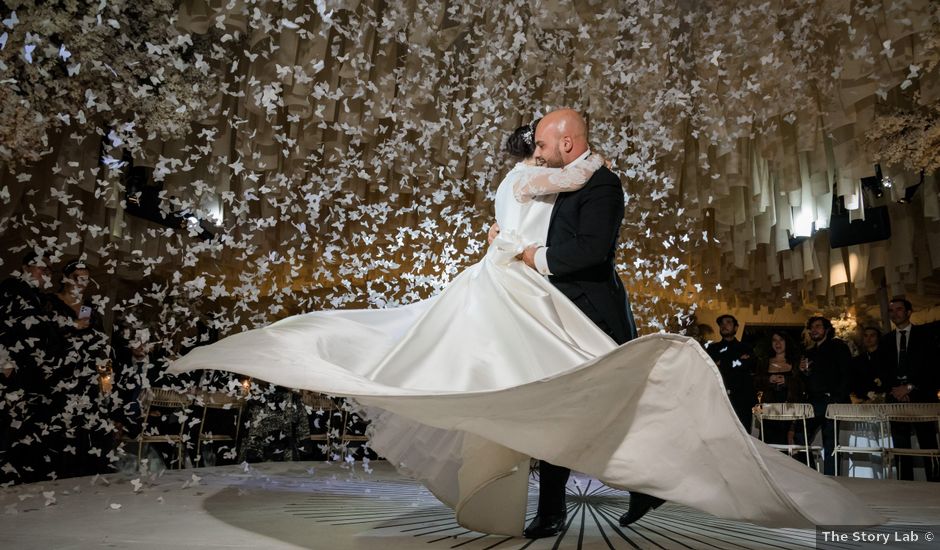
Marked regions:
[170,161,884,534]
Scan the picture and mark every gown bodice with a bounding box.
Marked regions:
[493,163,556,247]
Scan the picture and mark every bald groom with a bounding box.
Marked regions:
[520,108,661,538]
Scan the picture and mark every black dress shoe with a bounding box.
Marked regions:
[618,492,665,526]
[523,514,567,538]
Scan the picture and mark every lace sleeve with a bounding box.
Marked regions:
[512,154,605,203]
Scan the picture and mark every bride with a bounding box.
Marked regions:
[171,109,883,536]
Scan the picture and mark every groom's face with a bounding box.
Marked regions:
[534,128,565,168]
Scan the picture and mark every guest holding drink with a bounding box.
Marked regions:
[796,316,852,475]
[758,331,805,445]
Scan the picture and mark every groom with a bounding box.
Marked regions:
[519,108,663,538]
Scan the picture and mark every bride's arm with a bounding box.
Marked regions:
[512,154,605,203]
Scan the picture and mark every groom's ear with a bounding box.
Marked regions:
[561,136,573,153]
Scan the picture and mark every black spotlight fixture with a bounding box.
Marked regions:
[122,153,214,241]
[896,170,924,204]
[860,164,884,199]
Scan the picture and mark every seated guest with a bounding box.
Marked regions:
[878,298,939,481]
[796,316,852,475]
[705,314,756,430]
[850,326,883,403]
[757,330,805,445]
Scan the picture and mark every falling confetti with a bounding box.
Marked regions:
[0,0,939,488]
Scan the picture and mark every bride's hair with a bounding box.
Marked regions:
[504,118,541,159]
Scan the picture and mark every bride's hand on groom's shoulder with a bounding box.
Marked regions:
[586,152,610,170]
[592,153,611,169]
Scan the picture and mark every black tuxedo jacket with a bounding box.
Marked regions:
[545,165,632,344]
[878,325,939,403]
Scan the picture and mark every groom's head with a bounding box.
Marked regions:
[534,109,589,168]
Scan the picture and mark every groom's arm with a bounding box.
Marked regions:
[523,178,624,275]
[543,183,624,276]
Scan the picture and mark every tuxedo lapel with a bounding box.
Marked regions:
[888,330,898,356]
[547,192,567,238]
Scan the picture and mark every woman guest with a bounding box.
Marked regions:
[758,331,805,445]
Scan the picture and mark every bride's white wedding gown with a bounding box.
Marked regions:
[170,160,883,534]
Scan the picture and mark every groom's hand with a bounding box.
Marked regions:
[521,245,540,269]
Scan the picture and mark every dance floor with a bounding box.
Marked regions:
[0,461,937,549]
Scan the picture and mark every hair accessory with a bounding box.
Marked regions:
[522,124,534,146]
[63,259,87,276]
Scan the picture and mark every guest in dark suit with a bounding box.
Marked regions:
[706,315,757,431]
[44,260,115,478]
[519,109,653,537]
[878,298,939,481]
[796,316,852,475]
[0,252,62,483]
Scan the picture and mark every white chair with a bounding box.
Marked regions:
[125,388,194,469]
[881,403,940,480]
[825,403,889,477]
[193,390,246,465]
[302,391,339,454]
[755,403,822,468]
[337,400,371,454]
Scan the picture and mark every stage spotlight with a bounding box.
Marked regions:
[122,161,215,240]
[860,164,884,199]
[861,176,883,199]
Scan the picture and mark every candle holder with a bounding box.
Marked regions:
[97,360,113,394]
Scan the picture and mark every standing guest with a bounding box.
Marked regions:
[112,321,200,469]
[705,314,756,430]
[44,260,115,478]
[111,324,164,440]
[797,316,852,475]
[878,298,939,481]
[850,327,883,403]
[0,252,62,483]
[757,331,804,445]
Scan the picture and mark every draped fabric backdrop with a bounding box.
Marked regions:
[1,0,939,352]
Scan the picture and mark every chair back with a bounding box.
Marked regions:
[302,391,335,410]
[880,403,940,423]
[755,402,815,420]
[825,403,884,421]
[150,388,194,408]
[194,390,245,408]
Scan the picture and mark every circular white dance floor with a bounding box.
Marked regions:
[0,461,934,549]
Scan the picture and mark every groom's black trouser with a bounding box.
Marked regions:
[538,461,571,517]
[536,294,628,517]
